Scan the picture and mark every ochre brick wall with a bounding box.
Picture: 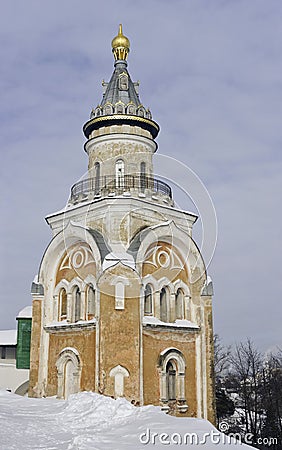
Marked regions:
[47,329,96,397]
[98,264,141,403]
[142,330,198,417]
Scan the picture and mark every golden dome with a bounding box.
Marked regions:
[111,24,130,61]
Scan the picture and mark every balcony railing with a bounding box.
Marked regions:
[70,174,172,202]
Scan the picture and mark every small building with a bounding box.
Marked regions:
[0,306,31,395]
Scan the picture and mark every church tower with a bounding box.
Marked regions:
[28,25,216,422]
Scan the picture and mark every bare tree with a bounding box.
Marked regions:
[214,334,230,380]
[229,339,263,443]
[261,351,282,446]
[214,335,234,425]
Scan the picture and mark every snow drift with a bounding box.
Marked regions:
[0,390,254,449]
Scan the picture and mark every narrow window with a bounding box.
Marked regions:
[116,103,124,114]
[87,285,95,318]
[94,162,100,194]
[166,361,176,400]
[160,288,167,322]
[104,104,113,115]
[115,159,125,189]
[119,75,128,91]
[59,288,67,320]
[175,288,184,320]
[115,282,125,310]
[144,284,152,315]
[74,287,81,322]
[140,162,146,192]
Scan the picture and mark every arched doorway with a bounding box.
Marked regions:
[56,348,81,399]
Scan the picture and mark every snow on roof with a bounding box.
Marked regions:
[143,316,199,329]
[17,306,32,318]
[0,330,17,345]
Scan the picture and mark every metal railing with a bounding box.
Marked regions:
[70,174,172,201]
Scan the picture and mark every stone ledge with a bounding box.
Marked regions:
[44,320,96,334]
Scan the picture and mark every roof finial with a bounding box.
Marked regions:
[111,24,130,61]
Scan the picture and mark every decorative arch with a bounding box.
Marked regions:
[126,103,136,115]
[136,221,206,285]
[56,347,82,399]
[173,279,191,297]
[109,365,129,398]
[142,274,158,293]
[104,103,113,115]
[84,274,97,289]
[137,106,145,117]
[158,348,187,408]
[67,277,84,294]
[54,279,69,296]
[36,222,101,391]
[115,101,125,114]
[157,276,174,294]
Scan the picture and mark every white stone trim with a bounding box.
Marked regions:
[158,348,186,404]
[53,279,69,296]
[67,277,84,294]
[173,279,191,297]
[110,276,130,310]
[142,274,158,292]
[196,334,202,417]
[84,274,97,290]
[157,276,174,294]
[135,221,206,284]
[56,347,82,399]
[109,365,129,398]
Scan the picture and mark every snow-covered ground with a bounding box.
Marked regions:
[0,390,255,449]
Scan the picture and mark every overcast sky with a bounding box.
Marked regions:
[0,0,281,352]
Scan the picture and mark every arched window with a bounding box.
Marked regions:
[160,287,167,322]
[127,104,136,115]
[94,162,100,194]
[104,104,113,115]
[59,288,67,320]
[74,287,81,322]
[144,284,152,315]
[140,162,146,192]
[87,285,95,318]
[175,288,184,320]
[166,361,176,400]
[159,348,187,411]
[119,75,128,91]
[137,107,145,117]
[116,103,124,114]
[115,159,125,189]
